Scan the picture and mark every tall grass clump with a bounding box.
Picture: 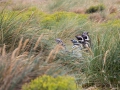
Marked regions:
[0,36,66,90]
[0,7,44,51]
[0,10,19,43]
[0,9,28,51]
[83,25,120,88]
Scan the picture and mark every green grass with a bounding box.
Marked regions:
[83,29,120,87]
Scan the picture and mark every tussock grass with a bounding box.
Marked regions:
[0,37,65,90]
[82,29,120,88]
[0,9,28,51]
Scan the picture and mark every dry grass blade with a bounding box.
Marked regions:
[52,44,64,60]
[0,75,13,90]
[33,34,43,50]
[103,50,109,67]
[97,35,100,46]
[2,44,6,57]
[22,39,29,50]
[1,51,30,90]
[46,44,64,63]
[87,47,94,56]
[0,47,2,54]
[83,44,93,56]
[16,37,23,56]
[11,48,19,60]
[11,37,25,60]
[46,50,54,63]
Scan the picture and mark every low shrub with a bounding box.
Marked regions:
[22,75,76,90]
[40,11,88,30]
[109,6,117,14]
[86,4,105,13]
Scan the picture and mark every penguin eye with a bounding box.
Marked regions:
[79,38,83,40]
[84,36,87,39]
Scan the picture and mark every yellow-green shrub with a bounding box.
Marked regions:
[40,11,88,29]
[17,7,46,21]
[4,7,88,30]
[101,20,120,29]
[22,75,76,90]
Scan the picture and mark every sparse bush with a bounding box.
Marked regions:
[109,6,117,14]
[89,13,104,22]
[71,8,85,14]
[22,75,76,90]
[86,4,105,13]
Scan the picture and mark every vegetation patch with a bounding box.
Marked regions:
[0,1,120,89]
[22,75,76,90]
[86,4,105,13]
[40,11,88,30]
[101,20,120,29]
